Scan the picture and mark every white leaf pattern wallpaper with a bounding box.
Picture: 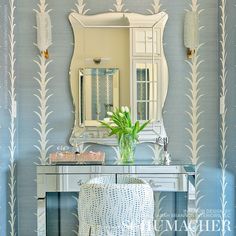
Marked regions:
[147,0,162,14]
[33,0,53,166]
[0,2,10,235]
[185,1,205,235]
[8,0,17,235]
[219,0,230,235]
[33,55,53,165]
[0,0,235,235]
[109,0,128,12]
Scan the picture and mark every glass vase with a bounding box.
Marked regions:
[118,134,136,163]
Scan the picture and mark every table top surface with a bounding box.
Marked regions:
[37,160,195,174]
[38,159,193,166]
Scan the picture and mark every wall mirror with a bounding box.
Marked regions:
[68,12,168,146]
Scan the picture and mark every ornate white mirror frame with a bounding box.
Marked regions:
[68,11,168,146]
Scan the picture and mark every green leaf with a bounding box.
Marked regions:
[134,121,140,131]
[125,111,132,127]
[99,121,111,128]
[125,127,133,134]
[138,120,150,132]
[108,127,120,136]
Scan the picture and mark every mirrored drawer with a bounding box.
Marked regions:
[135,166,183,174]
[61,174,91,191]
[95,166,130,174]
[130,174,188,192]
[62,174,116,192]
[61,166,95,174]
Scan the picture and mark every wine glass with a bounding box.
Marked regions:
[56,144,69,159]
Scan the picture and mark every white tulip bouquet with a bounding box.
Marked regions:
[100,106,150,143]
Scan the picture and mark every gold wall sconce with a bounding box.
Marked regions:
[36,12,52,59]
[184,11,199,59]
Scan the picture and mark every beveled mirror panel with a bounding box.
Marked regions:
[79,68,119,126]
[69,12,168,146]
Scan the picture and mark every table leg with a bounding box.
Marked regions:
[37,198,46,236]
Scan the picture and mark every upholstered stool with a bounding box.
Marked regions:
[78,175,155,236]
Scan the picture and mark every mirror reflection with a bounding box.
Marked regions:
[136,62,159,121]
[79,68,119,125]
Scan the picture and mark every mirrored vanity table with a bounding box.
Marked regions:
[37,161,195,235]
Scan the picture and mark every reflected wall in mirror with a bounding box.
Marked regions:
[79,68,119,126]
[69,12,168,146]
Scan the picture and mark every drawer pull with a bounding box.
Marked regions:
[149,180,162,188]
[77,180,84,186]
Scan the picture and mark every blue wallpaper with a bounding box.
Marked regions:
[0,1,7,234]
[221,0,236,234]
[1,0,236,235]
